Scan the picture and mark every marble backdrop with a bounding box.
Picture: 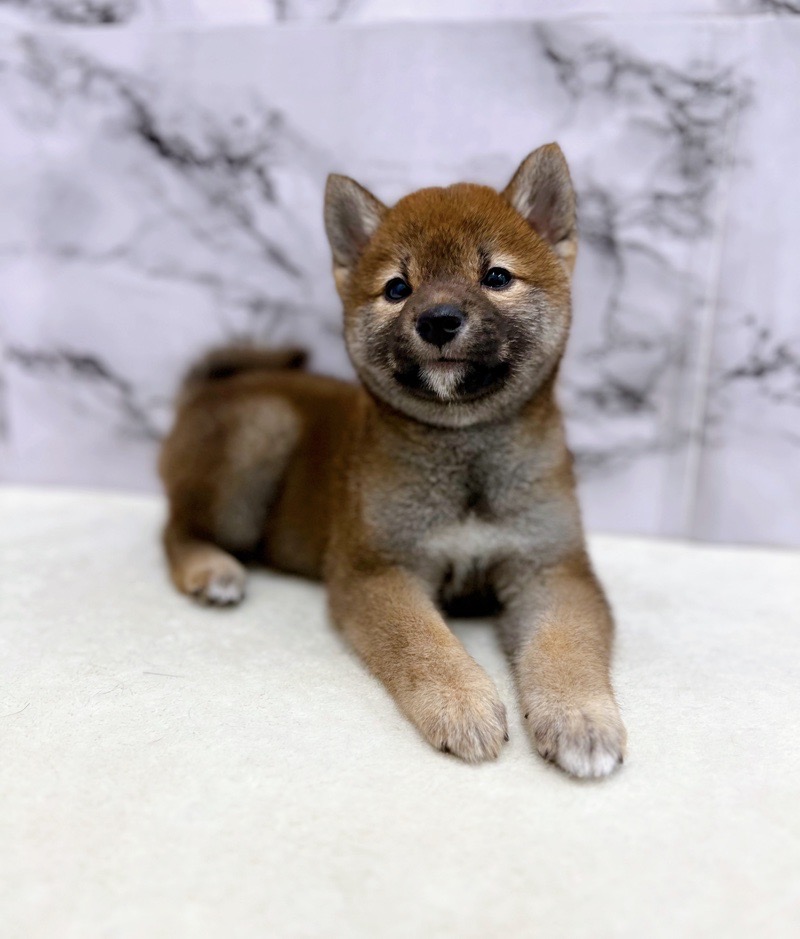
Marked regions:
[0,1,798,547]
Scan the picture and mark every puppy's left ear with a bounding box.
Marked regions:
[503,143,577,275]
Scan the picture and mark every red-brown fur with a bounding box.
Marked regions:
[160,144,627,777]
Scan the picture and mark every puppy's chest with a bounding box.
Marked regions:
[373,457,539,570]
[422,513,530,569]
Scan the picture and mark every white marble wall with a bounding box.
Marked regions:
[0,1,798,546]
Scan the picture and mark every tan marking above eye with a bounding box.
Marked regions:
[486,255,518,272]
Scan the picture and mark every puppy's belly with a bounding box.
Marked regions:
[423,516,530,613]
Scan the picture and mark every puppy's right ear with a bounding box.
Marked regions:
[324,174,386,285]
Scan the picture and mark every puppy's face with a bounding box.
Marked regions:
[324,144,577,427]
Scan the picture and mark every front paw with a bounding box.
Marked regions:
[526,696,626,779]
[410,667,508,764]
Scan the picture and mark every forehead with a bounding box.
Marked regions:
[364,183,558,281]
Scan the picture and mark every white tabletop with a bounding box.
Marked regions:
[1,486,798,939]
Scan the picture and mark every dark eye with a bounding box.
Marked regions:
[384,277,412,302]
[481,267,513,290]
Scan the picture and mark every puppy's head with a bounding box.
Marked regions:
[324,144,577,427]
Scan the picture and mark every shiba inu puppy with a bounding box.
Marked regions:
[160,144,627,778]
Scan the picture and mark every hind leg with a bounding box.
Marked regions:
[164,526,247,606]
[160,391,301,607]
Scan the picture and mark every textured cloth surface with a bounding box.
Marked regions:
[1,486,798,939]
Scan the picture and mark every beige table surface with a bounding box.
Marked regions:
[1,486,798,939]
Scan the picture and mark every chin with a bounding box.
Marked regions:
[393,359,512,404]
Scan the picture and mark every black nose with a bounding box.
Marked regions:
[415,305,465,348]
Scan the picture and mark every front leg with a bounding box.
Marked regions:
[496,554,626,778]
[328,564,508,763]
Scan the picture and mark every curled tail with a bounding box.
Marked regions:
[182,344,308,391]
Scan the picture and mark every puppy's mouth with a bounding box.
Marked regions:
[393,357,511,402]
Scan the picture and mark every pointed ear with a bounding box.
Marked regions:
[324,174,386,276]
[503,143,577,274]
